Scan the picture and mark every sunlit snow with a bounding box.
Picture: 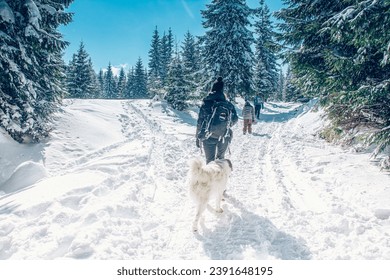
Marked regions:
[0,98,389,260]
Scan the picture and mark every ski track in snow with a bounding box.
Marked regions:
[0,99,389,260]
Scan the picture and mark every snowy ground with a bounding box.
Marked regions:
[0,98,389,260]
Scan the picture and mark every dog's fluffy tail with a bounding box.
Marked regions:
[189,157,204,178]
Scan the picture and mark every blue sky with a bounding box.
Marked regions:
[61,0,283,73]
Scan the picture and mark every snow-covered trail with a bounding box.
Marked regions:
[155,100,389,260]
[43,99,201,259]
[0,99,389,260]
[226,103,389,260]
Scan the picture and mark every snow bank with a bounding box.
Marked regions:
[1,161,47,194]
[0,129,45,195]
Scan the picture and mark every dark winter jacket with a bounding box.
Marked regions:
[196,92,238,140]
[254,96,263,106]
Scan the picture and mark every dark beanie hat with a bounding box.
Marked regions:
[217,76,223,82]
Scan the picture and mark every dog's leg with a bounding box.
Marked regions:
[192,201,207,232]
[215,191,224,213]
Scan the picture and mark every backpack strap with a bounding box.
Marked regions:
[204,101,217,139]
[221,108,232,141]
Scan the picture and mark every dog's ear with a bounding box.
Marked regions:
[226,159,233,171]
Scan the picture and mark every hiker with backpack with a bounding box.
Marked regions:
[242,100,255,135]
[196,78,238,164]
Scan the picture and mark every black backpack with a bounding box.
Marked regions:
[203,100,232,140]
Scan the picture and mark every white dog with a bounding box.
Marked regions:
[188,158,233,232]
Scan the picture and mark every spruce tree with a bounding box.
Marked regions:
[133,58,148,98]
[193,38,209,96]
[275,0,340,96]
[160,33,169,85]
[87,58,100,98]
[166,28,174,65]
[160,29,173,85]
[66,54,78,97]
[103,63,117,99]
[181,31,201,98]
[0,0,73,142]
[66,42,98,99]
[276,0,390,163]
[253,0,279,101]
[148,27,165,98]
[124,67,135,98]
[97,69,105,98]
[166,52,188,111]
[148,27,161,83]
[201,0,254,100]
[323,0,390,157]
[117,67,127,98]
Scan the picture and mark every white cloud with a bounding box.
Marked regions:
[102,63,128,76]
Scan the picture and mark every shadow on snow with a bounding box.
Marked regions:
[195,195,311,260]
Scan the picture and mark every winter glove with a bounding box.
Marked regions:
[196,138,200,148]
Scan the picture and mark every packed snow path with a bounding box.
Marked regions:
[0,99,389,259]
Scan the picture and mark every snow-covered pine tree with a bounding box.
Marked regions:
[124,67,135,98]
[0,0,73,142]
[132,58,148,99]
[323,0,390,159]
[166,28,174,66]
[87,58,100,98]
[148,27,167,98]
[165,51,188,111]
[66,53,78,97]
[66,42,99,99]
[276,0,390,164]
[160,33,169,85]
[97,69,105,98]
[148,27,162,85]
[275,0,333,97]
[193,38,210,97]
[160,28,174,86]
[117,67,127,98]
[253,0,279,101]
[103,63,117,99]
[201,0,254,100]
[181,30,202,98]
